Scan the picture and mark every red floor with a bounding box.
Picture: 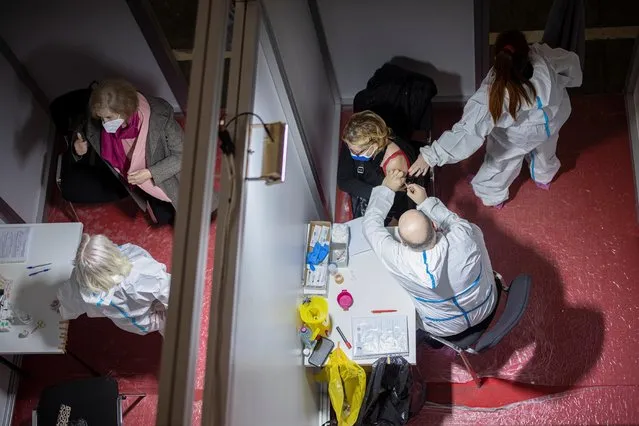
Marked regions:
[12,94,639,425]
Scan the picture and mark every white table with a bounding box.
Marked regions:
[304,222,417,367]
[0,223,83,357]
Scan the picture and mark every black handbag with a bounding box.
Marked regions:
[356,356,427,425]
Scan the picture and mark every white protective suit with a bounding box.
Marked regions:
[57,244,170,335]
[363,186,497,336]
[419,43,583,206]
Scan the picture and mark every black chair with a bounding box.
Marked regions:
[32,377,145,426]
[426,273,532,388]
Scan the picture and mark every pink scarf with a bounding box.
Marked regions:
[101,112,141,174]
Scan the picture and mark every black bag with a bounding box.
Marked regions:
[356,356,427,426]
[353,63,437,142]
[49,81,98,147]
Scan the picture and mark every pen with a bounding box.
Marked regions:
[371,309,397,314]
[335,326,352,349]
[28,269,50,277]
[27,263,52,270]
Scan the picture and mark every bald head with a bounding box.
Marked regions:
[398,210,436,250]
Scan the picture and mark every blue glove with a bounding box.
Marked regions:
[306,243,329,271]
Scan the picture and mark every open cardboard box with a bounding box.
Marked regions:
[302,221,331,295]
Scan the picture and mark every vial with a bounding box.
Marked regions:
[328,263,338,276]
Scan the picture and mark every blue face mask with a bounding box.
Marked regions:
[350,147,374,162]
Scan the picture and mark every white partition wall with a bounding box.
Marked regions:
[261,0,341,217]
[227,34,323,426]
[0,53,51,223]
[0,0,179,110]
[316,0,477,103]
[193,2,329,425]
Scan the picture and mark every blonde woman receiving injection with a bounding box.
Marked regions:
[53,234,170,336]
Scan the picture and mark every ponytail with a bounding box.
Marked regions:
[489,37,537,122]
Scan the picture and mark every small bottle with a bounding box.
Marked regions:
[299,326,315,350]
[328,263,338,276]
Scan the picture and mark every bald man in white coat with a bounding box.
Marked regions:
[363,170,497,337]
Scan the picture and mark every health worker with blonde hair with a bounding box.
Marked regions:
[54,234,170,336]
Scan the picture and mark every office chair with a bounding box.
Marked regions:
[426,273,532,388]
[32,377,145,426]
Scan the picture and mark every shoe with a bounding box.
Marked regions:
[535,181,551,190]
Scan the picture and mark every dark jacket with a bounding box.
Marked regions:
[353,63,437,142]
[83,95,183,210]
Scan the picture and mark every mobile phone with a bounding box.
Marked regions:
[308,337,334,367]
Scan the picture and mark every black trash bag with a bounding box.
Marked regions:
[356,356,426,426]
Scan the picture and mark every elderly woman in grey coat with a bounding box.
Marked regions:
[72,79,218,224]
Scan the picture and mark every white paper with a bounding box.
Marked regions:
[352,315,409,359]
[0,227,31,264]
[345,217,371,256]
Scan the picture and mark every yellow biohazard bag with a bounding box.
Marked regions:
[319,347,366,426]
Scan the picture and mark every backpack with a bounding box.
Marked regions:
[353,63,437,143]
[356,356,426,426]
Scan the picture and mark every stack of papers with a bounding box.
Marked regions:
[351,315,409,359]
[0,227,31,264]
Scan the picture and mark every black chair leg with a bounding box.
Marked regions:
[120,393,146,418]
[458,352,482,388]
[0,356,28,377]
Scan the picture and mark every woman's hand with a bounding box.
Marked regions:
[408,155,430,177]
[73,133,88,156]
[128,169,152,185]
[382,170,406,192]
[150,300,166,330]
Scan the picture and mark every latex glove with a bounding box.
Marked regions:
[408,155,430,177]
[150,300,166,331]
[406,183,428,205]
[306,243,329,271]
[382,169,405,192]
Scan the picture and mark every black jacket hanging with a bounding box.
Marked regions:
[353,63,438,141]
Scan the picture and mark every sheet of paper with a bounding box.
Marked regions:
[346,217,371,256]
[0,227,31,264]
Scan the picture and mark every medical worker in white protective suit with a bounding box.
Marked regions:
[409,30,583,207]
[363,170,497,337]
[54,234,170,336]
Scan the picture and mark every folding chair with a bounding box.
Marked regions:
[32,377,145,426]
[426,273,532,388]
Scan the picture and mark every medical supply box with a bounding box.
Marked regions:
[303,221,332,295]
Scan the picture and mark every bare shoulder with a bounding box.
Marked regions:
[383,142,401,160]
[382,142,408,173]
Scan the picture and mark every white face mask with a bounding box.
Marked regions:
[102,118,124,134]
